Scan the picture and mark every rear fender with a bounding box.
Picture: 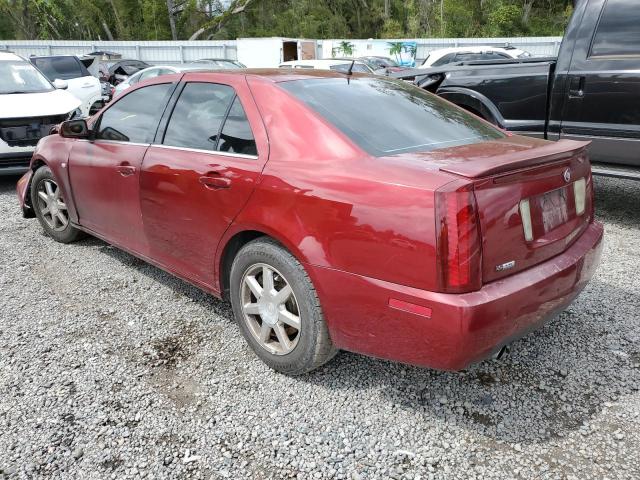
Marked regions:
[437,87,506,129]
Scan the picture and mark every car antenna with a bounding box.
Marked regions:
[346,60,355,76]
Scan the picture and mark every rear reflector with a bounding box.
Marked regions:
[519,199,534,241]
[574,178,586,216]
[388,298,432,318]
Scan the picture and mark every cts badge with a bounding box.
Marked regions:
[496,260,516,272]
[563,168,572,183]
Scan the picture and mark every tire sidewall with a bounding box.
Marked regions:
[230,240,322,374]
[30,166,80,243]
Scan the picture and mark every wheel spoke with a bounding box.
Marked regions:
[57,200,67,211]
[50,213,58,228]
[274,324,291,352]
[259,322,271,342]
[278,309,301,330]
[45,181,54,197]
[53,185,61,200]
[57,212,68,227]
[245,275,263,299]
[262,266,274,293]
[273,284,292,305]
[244,302,261,315]
[38,190,48,202]
[41,206,50,215]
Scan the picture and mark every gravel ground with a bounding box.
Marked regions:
[1,174,639,480]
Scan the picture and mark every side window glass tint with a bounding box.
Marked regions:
[591,0,640,57]
[163,82,235,151]
[217,96,257,156]
[432,53,455,66]
[97,83,171,143]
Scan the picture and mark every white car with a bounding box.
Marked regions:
[421,46,532,67]
[279,59,375,74]
[30,55,103,117]
[113,64,214,96]
[0,52,81,174]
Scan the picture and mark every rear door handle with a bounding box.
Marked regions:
[568,75,585,98]
[116,165,136,176]
[199,175,231,189]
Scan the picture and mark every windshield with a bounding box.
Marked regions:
[280,77,505,156]
[0,60,53,94]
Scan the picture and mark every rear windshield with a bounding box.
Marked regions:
[32,57,83,81]
[280,77,504,156]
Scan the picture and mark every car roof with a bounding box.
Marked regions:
[0,51,23,61]
[182,68,368,83]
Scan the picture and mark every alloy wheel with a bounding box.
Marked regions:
[240,263,301,355]
[36,179,69,232]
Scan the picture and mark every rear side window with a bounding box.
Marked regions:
[280,77,504,156]
[217,96,257,155]
[330,63,370,73]
[96,83,172,143]
[163,83,235,151]
[32,57,84,81]
[591,0,640,57]
[431,53,456,66]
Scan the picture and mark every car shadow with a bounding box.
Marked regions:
[304,278,640,444]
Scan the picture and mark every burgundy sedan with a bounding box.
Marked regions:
[16,70,603,375]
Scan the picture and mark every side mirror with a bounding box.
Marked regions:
[60,119,90,139]
[53,79,68,90]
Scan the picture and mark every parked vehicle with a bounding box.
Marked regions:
[17,70,603,374]
[113,64,214,96]
[279,59,374,74]
[358,56,405,72]
[194,58,246,68]
[0,51,81,175]
[421,45,531,67]
[395,0,640,180]
[98,59,150,85]
[30,55,103,117]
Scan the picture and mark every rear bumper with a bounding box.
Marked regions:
[311,220,604,370]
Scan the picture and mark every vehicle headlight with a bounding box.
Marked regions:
[68,108,83,120]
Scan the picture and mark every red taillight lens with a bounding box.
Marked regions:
[435,181,482,293]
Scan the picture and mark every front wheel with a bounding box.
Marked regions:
[30,166,84,243]
[229,237,337,375]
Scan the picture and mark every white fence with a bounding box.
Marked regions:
[0,40,238,64]
[2,36,562,67]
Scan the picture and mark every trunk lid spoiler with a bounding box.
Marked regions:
[439,139,590,179]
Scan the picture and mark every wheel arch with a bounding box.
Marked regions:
[437,87,506,129]
[216,225,312,301]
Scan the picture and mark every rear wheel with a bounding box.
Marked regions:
[30,166,84,243]
[230,237,337,375]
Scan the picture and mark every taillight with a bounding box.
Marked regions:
[435,181,482,293]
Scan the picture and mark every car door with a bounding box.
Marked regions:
[68,81,175,254]
[139,74,268,288]
[559,0,640,167]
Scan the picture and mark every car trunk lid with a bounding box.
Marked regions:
[435,137,593,283]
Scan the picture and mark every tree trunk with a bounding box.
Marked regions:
[107,0,125,39]
[384,0,390,18]
[166,0,178,40]
[522,0,535,26]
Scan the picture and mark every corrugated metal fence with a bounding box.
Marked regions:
[1,37,563,66]
[0,40,238,64]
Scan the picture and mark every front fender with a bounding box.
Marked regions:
[436,87,506,128]
[16,169,34,218]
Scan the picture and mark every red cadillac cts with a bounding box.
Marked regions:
[16,70,603,375]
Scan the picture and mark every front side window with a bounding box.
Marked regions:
[32,57,83,81]
[280,77,504,156]
[591,0,640,57]
[96,83,172,143]
[0,60,53,94]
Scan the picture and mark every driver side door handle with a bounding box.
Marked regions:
[116,165,136,176]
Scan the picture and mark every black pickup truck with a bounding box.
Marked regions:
[395,0,640,180]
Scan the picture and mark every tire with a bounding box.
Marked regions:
[30,166,84,244]
[229,237,337,375]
